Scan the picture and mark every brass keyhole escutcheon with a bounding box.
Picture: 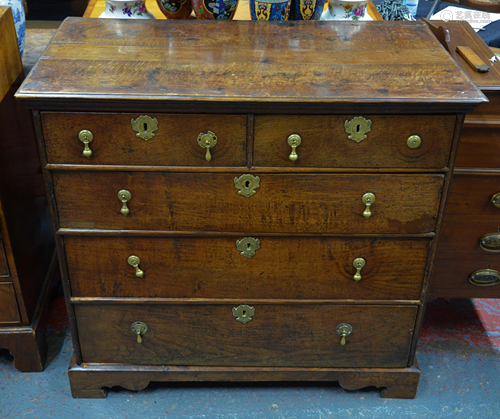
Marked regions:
[236,237,261,258]
[131,321,148,344]
[407,135,422,149]
[361,192,376,218]
[118,189,132,216]
[232,304,255,324]
[127,255,144,278]
[287,134,302,163]
[234,174,260,197]
[78,129,94,159]
[336,323,353,346]
[352,257,366,282]
[131,115,159,141]
[344,116,372,143]
[197,131,218,162]
[491,192,500,209]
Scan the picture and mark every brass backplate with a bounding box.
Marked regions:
[480,232,500,253]
[234,174,260,197]
[232,305,255,324]
[344,116,372,143]
[131,115,159,141]
[469,268,500,287]
[491,192,500,209]
[236,237,261,258]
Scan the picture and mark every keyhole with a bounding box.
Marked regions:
[242,310,246,316]
[245,181,250,188]
[143,123,148,132]
[247,243,251,250]
[356,124,361,133]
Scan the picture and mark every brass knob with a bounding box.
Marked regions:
[491,192,500,209]
[469,267,500,287]
[197,131,218,162]
[287,134,302,163]
[361,192,376,218]
[352,257,366,281]
[407,135,421,149]
[336,323,353,346]
[131,321,148,344]
[118,189,132,216]
[78,129,93,158]
[127,255,144,278]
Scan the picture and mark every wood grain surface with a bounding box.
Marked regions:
[64,235,430,300]
[53,172,444,234]
[75,303,417,368]
[0,7,23,101]
[0,283,21,323]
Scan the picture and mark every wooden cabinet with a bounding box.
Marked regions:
[17,18,484,398]
[0,7,56,372]
[425,21,500,299]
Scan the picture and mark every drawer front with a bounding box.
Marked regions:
[41,112,247,167]
[444,174,500,218]
[75,303,417,368]
[254,115,455,168]
[0,283,20,323]
[0,240,10,277]
[54,172,444,234]
[455,123,500,169]
[65,236,430,300]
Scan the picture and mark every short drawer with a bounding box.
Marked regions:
[444,174,500,218]
[54,172,444,234]
[0,283,20,323]
[65,235,430,300]
[41,112,247,167]
[254,115,455,169]
[75,303,417,368]
[456,122,500,169]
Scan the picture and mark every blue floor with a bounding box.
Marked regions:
[1,297,499,418]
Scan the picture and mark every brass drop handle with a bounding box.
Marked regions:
[131,321,148,344]
[118,189,132,216]
[127,255,144,278]
[361,192,376,218]
[336,323,353,346]
[352,257,366,282]
[491,192,500,209]
[197,131,218,162]
[287,134,302,163]
[78,129,93,158]
[469,267,500,287]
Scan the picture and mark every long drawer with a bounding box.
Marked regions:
[54,172,444,234]
[75,303,418,368]
[254,115,456,169]
[41,112,248,167]
[65,235,430,300]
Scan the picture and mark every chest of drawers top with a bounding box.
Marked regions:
[17,19,484,114]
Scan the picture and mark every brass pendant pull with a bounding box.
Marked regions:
[344,116,372,143]
[236,237,261,258]
[131,321,148,344]
[352,257,366,281]
[131,115,159,141]
[287,134,302,163]
[336,323,353,346]
[127,255,144,278]
[197,131,218,162]
[480,232,500,253]
[78,129,94,158]
[469,267,500,287]
[407,135,422,149]
[234,174,260,197]
[232,304,255,324]
[118,189,132,216]
[361,192,376,218]
[491,192,500,209]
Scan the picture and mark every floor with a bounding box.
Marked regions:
[0,295,498,418]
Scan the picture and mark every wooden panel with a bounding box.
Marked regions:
[455,121,500,169]
[75,303,418,368]
[53,172,444,234]
[254,115,455,169]
[41,112,247,167]
[0,240,9,277]
[0,283,20,323]
[443,174,500,218]
[64,235,430,300]
[0,7,23,101]
[436,219,500,254]
[16,20,485,112]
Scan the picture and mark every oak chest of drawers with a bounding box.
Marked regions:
[17,18,484,398]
